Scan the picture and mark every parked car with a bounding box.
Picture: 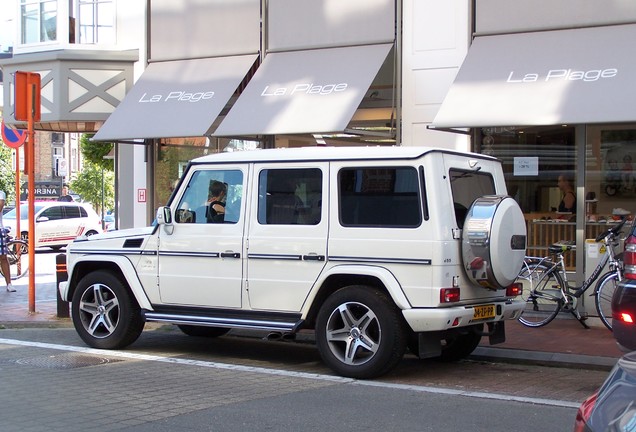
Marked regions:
[103,213,116,231]
[573,351,636,432]
[59,146,527,379]
[613,218,636,351]
[3,202,102,250]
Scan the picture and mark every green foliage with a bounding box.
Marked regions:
[80,134,114,170]
[0,142,17,203]
[70,161,114,215]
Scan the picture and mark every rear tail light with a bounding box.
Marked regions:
[506,282,522,297]
[619,312,634,324]
[573,392,597,432]
[440,288,460,303]
[623,235,636,279]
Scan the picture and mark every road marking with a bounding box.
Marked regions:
[0,338,580,409]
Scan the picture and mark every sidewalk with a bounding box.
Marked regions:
[0,266,626,370]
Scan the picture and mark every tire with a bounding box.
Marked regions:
[595,272,618,331]
[71,270,144,349]
[6,241,29,280]
[516,263,563,327]
[177,325,230,338]
[438,324,483,362]
[85,230,99,237]
[315,285,407,379]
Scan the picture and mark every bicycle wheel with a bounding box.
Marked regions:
[6,240,29,280]
[595,272,618,331]
[516,263,563,327]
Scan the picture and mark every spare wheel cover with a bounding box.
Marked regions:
[462,195,527,289]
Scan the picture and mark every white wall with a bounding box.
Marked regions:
[401,0,471,151]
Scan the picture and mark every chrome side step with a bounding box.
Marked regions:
[143,311,303,333]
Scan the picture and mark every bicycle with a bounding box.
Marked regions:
[515,218,626,330]
[0,228,29,281]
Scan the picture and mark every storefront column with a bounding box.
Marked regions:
[575,125,586,285]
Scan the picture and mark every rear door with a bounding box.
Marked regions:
[246,163,328,311]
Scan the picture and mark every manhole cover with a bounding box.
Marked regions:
[15,353,122,369]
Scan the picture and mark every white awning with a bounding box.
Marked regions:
[93,54,258,141]
[432,24,636,128]
[214,44,393,136]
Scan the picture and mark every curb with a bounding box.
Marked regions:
[470,346,618,371]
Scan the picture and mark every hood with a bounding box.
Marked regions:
[68,226,155,251]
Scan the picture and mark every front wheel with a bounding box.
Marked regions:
[71,270,144,349]
[315,285,407,379]
[595,272,619,331]
[516,263,563,327]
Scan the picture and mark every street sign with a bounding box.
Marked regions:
[1,120,27,148]
[14,71,41,122]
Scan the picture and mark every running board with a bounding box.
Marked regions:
[143,311,304,333]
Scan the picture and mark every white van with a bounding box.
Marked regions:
[59,146,527,378]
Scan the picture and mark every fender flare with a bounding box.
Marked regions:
[67,254,153,310]
[303,264,412,314]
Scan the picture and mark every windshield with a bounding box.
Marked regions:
[3,204,46,220]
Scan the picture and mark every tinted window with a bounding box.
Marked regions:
[257,168,323,225]
[40,206,64,221]
[79,207,88,217]
[65,206,81,219]
[339,167,421,227]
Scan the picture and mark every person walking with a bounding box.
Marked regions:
[0,190,15,292]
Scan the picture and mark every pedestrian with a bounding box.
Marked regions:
[0,190,15,292]
[58,184,74,202]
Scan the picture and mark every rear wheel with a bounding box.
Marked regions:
[315,285,407,379]
[177,325,230,338]
[595,272,618,331]
[71,270,144,349]
[517,263,563,327]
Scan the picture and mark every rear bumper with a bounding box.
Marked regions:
[402,299,525,332]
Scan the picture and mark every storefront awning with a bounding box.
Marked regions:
[214,44,393,136]
[93,54,258,141]
[431,24,636,129]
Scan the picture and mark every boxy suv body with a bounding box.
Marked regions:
[59,147,527,378]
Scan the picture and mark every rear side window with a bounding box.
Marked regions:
[79,207,88,217]
[257,168,323,225]
[64,206,81,219]
[339,167,421,227]
[449,169,496,228]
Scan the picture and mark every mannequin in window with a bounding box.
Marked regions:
[557,174,576,214]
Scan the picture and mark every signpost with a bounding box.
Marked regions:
[14,71,41,314]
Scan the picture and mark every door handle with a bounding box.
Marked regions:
[220,252,240,259]
[303,254,325,261]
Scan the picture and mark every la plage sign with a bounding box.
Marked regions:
[506,68,618,83]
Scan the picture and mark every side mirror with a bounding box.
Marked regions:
[36,216,49,223]
[156,206,173,225]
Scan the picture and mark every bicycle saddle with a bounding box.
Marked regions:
[549,241,574,254]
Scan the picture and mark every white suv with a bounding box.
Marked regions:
[4,202,102,250]
[59,147,527,378]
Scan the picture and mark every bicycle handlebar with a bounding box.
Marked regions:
[594,218,627,243]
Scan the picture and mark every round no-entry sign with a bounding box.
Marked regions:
[1,120,27,148]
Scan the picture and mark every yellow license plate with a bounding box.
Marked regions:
[473,304,496,320]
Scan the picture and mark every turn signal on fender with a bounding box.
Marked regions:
[506,282,523,297]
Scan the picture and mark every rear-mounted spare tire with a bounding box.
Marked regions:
[462,195,526,290]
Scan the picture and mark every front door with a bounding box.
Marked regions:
[158,166,247,308]
[246,163,328,311]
